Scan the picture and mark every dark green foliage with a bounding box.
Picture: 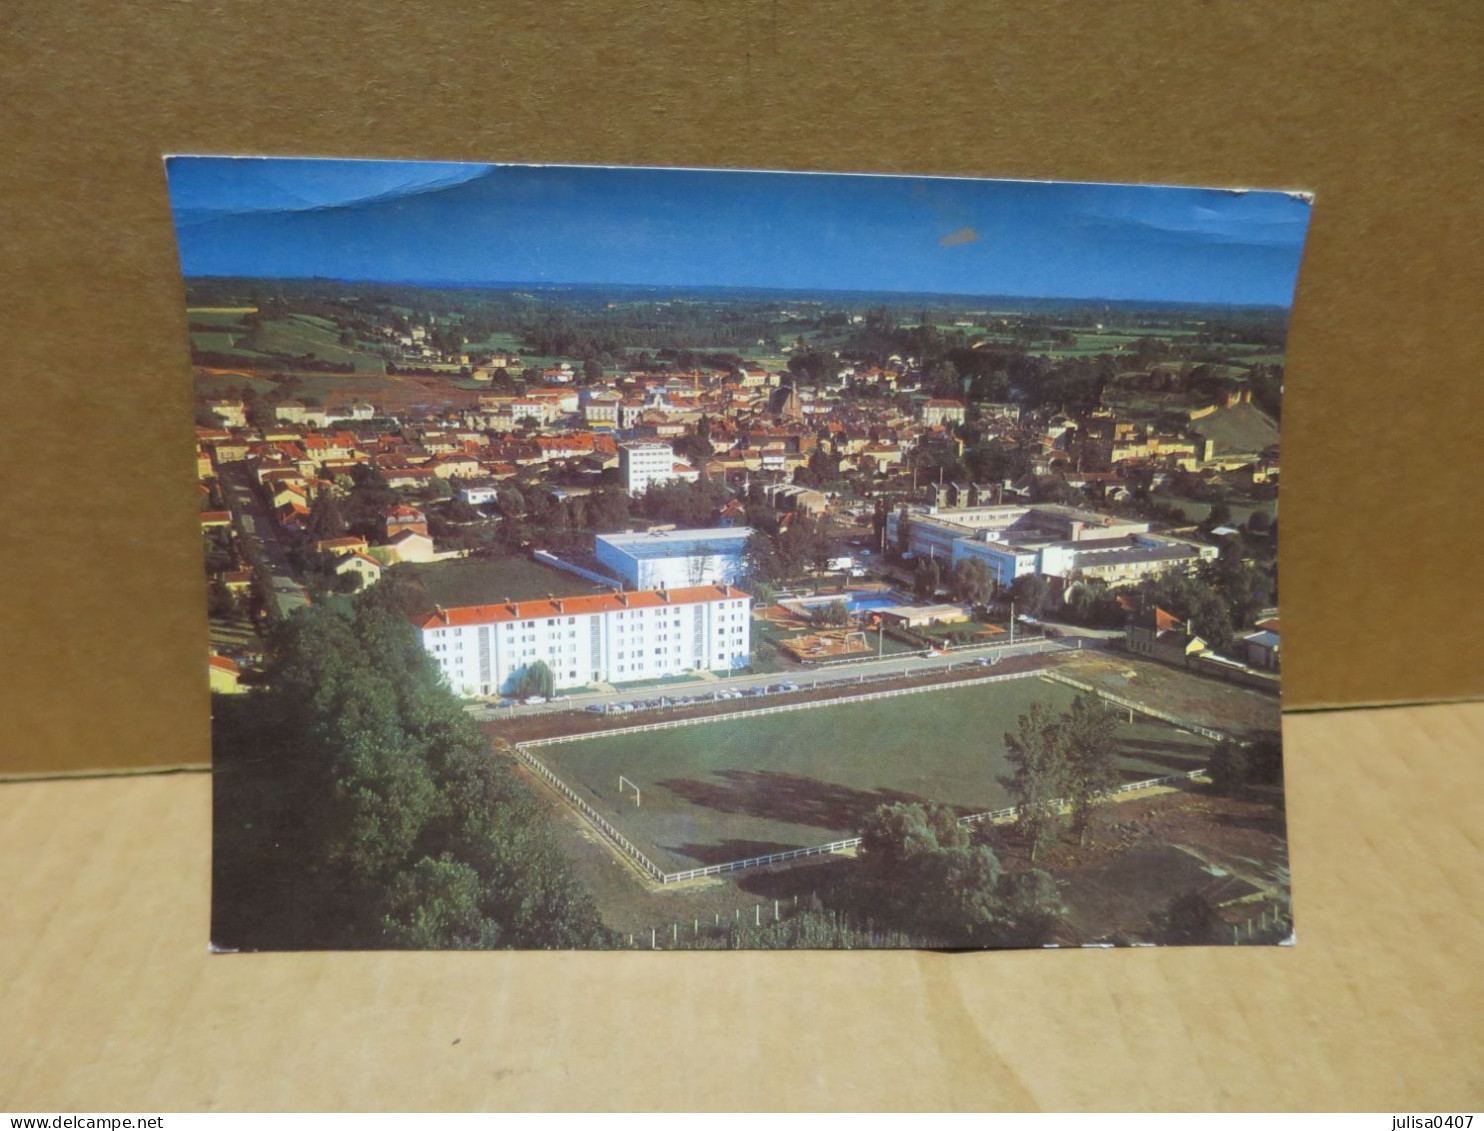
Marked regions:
[212,594,607,951]
[382,855,505,949]
[509,659,556,700]
[1208,733,1283,794]
[1197,554,1274,637]
[913,555,942,600]
[637,478,729,527]
[1000,693,1121,854]
[950,557,996,607]
[999,701,1067,862]
[1152,890,1224,946]
[1010,574,1052,616]
[304,488,347,544]
[341,464,400,536]
[584,488,631,534]
[1059,694,1120,843]
[854,802,1067,946]
[858,802,1000,933]
[812,599,851,627]
[1062,579,1126,628]
[1136,568,1237,652]
[742,514,833,586]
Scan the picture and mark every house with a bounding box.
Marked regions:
[208,654,244,695]
[457,484,502,506]
[1242,618,1281,671]
[313,535,369,557]
[274,400,326,428]
[204,399,247,428]
[334,551,385,591]
[382,504,428,540]
[219,568,254,596]
[1126,607,1208,666]
[385,528,436,563]
[381,466,437,490]
[429,452,484,479]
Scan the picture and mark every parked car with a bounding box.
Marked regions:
[523,696,547,706]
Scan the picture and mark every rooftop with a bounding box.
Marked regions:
[597,527,753,559]
[410,583,749,629]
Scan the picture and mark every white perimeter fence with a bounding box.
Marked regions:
[516,666,1227,884]
[1039,670,1229,742]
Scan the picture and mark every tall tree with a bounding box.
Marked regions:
[212,596,607,950]
[857,802,1003,936]
[999,701,1067,863]
[1059,693,1120,843]
[951,558,995,607]
[305,487,348,544]
[511,660,556,700]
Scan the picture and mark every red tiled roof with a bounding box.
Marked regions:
[1154,607,1183,633]
[409,584,751,630]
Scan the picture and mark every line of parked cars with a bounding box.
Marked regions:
[582,680,802,715]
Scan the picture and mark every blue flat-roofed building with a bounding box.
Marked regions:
[595,527,753,590]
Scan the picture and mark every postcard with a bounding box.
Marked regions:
[169,157,1307,950]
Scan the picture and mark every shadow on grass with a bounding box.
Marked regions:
[664,838,809,866]
[658,769,931,835]
[1113,745,1212,781]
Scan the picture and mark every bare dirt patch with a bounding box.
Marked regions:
[1060,650,1281,738]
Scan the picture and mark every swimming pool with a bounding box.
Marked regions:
[847,593,907,612]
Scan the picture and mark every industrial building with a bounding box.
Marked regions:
[594,527,753,590]
[887,502,1216,589]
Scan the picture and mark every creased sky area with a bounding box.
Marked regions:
[167,157,1312,305]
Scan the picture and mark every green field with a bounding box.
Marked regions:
[193,371,279,395]
[187,309,252,327]
[464,331,524,353]
[240,315,387,373]
[535,676,1215,869]
[190,331,240,352]
[399,554,615,611]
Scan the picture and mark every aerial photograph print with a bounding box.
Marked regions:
[169,157,1308,951]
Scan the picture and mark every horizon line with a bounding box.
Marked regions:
[180,274,1293,311]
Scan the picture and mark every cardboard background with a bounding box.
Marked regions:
[2,0,1480,774]
[4,701,1480,1111]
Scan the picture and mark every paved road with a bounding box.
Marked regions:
[219,462,311,617]
[468,634,1081,721]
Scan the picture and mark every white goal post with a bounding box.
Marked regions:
[618,775,641,807]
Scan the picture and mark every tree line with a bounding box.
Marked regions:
[211,589,610,950]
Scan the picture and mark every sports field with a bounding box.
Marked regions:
[534,676,1215,870]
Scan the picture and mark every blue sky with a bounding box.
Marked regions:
[165,157,1313,305]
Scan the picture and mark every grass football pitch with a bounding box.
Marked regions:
[534,676,1215,870]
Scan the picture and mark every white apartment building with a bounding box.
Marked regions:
[919,399,967,428]
[412,584,753,697]
[619,441,676,496]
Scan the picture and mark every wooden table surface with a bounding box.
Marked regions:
[2,701,1480,1112]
